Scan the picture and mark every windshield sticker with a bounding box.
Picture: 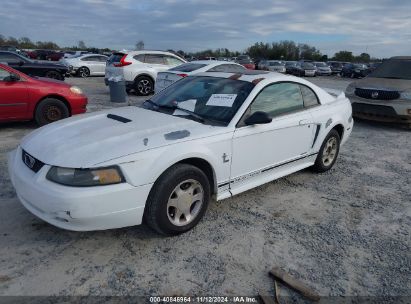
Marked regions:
[206,94,237,107]
[177,99,197,112]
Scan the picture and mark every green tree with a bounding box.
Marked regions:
[356,52,371,63]
[333,51,354,62]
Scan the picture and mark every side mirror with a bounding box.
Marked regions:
[4,74,20,82]
[244,111,272,125]
[18,60,24,66]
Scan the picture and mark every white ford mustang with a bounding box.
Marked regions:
[8,71,353,235]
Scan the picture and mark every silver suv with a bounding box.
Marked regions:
[345,56,411,127]
[105,50,186,95]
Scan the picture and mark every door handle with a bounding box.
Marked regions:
[299,119,312,125]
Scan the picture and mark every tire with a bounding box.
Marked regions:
[312,129,341,173]
[78,67,90,78]
[45,70,63,80]
[134,76,154,96]
[144,164,211,236]
[35,98,69,126]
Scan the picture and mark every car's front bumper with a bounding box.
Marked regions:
[8,148,152,231]
[316,70,332,76]
[348,95,411,125]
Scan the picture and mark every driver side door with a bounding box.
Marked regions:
[230,82,316,195]
[0,67,29,121]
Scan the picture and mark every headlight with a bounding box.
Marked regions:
[70,86,83,95]
[46,166,124,187]
[400,91,411,100]
[345,84,356,95]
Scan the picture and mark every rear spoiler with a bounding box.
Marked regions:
[323,88,346,99]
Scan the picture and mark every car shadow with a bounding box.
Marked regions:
[353,118,410,131]
[0,120,38,130]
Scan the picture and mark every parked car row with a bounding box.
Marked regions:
[3,52,410,236]
[256,59,380,78]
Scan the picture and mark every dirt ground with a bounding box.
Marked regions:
[0,76,410,301]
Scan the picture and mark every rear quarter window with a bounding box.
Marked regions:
[300,85,320,107]
[107,53,125,64]
[169,63,207,72]
[207,64,246,73]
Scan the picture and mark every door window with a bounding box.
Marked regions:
[164,55,184,66]
[0,52,21,63]
[81,56,99,62]
[249,82,304,118]
[145,54,165,64]
[0,67,11,81]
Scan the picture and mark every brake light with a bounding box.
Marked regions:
[114,55,132,67]
[177,73,188,78]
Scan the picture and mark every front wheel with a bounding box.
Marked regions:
[312,129,341,173]
[78,67,90,78]
[144,164,211,236]
[45,70,63,80]
[35,98,69,126]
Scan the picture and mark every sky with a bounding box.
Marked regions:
[1,0,411,57]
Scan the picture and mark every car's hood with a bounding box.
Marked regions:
[21,107,228,168]
[353,77,411,91]
[31,76,69,87]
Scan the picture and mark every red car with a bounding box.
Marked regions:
[236,55,256,70]
[0,64,87,125]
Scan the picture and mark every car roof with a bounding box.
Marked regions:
[125,50,181,56]
[188,60,241,66]
[194,71,290,83]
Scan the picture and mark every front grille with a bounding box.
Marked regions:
[22,150,44,173]
[352,103,397,117]
[355,88,400,100]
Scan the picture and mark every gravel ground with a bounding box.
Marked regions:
[0,76,410,301]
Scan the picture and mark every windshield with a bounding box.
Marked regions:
[146,76,255,125]
[368,59,411,80]
[302,63,315,69]
[269,61,283,66]
[315,62,327,67]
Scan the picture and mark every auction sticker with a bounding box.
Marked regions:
[206,94,237,107]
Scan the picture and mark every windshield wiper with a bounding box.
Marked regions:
[169,105,205,123]
[143,100,226,125]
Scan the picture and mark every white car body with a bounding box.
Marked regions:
[105,50,186,95]
[8,72,353,232]
[61,54,108,77]
[155,60,246,92]
[63,51,89,59]
[314,62,332,76]
[265,61,286,73]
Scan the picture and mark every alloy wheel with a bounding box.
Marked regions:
[166,179,204,227]
[322,137,338,166]
[137,79,152,95]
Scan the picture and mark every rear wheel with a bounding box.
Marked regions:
[144,164,211,236]
[45,70,63,80]
[134,76,153,96]
[312,129,341,173]
[78,67,90,78]
[35,98,69,126]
